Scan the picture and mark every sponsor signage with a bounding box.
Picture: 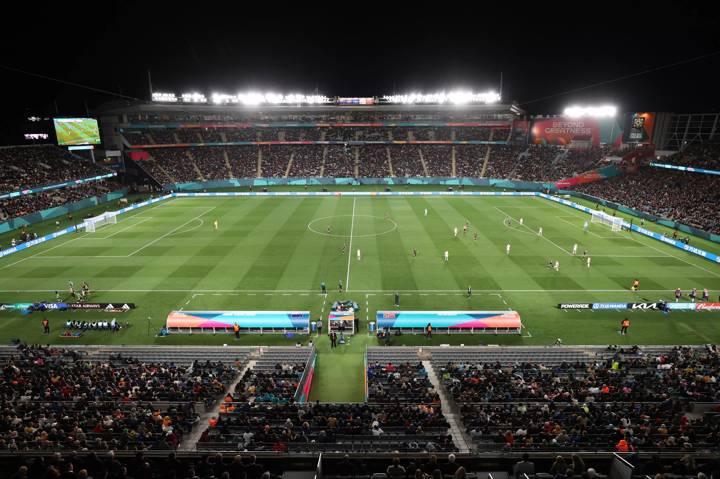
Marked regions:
[69,303,136,311]
[696,302,720,310]
[558,303,592,309]
[592,303,630,310]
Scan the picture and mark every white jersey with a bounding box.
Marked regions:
[554,261,559,271]
[538,227,543,236]
[519,218,524,225]
[572,244,577,255]
[214,220,219,230]
[424,208,428,217]
[586,257,591,267]
[357,249,361,260]
[444,251,449,261]
[453,227,458,237]
[583,221,589,231]
[506,244,511,255]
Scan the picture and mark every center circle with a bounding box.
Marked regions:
[307,215,398,238]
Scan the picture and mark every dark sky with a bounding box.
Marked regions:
[1,0,720,143]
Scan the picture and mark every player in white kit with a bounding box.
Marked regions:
[443,250,449,262]
[572,244,577,255]
[506,244,511,255]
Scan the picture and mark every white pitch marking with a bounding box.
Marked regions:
[126,206,216,257]
[345,197,357,291]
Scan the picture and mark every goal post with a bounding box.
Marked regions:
[83,212,117,232]
[591,210,624,232]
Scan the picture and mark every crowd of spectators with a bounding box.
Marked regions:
[440,346,720,451]
[190,149,231,180]
[455,146,487,178]
[229,363,305,405]
[573,167,720,234]
[146,150,201,183]
[664,142,720,170]
[1,180,116,221]
[323,146,356,177]
[147,130,179,145]
[389,146,424,177]
[259,147,292,178]
[0,146,108,194]
[0,345,240,452]
[367,362,440,404]
[454,127,491,141]
[226,147,260,179]
[358,146,390,177]
[421,146,453,177]
[289,147,324,177]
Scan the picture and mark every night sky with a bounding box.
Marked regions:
[1,1,719,144]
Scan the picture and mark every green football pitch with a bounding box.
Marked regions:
[0,193,719,401]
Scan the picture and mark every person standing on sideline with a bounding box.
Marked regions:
[42,317,50,334]
[675,288,682,302]
[689,288,697,302]
[233,323,240,339]
[321,281,326,295]
[425,323,432,339]
[702,288,709,302]
[467,285,472,298]
[317,318,322,336]
[394,292,400,307]
[620,318,630,335]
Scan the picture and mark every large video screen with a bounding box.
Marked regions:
[53,118,101,146]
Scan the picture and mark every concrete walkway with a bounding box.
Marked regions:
[178,359,256,451]
[422,360,471,453]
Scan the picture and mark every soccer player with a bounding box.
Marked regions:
[55,291,61,302]
[506,244,511,255]
[68,281,75,299]
[424,208,428,217]
[412,248,417,257]
[572,244,578,255]
[538,227,543,236]
[631,279,639,292]
[453,227,458,238]
[519,218,524,225]
[394,292,400,307]
[583,221,589,232]
[586,256,591,268]
[321,281,326,294]
[620,318,630,335]
[338,280,343,293]
[702,288,709,302]
[357,249,361,261]
[214,220,219,231]
[327,226,331,234]
[443,250,449,262]
[548,259,554,269]
[341,243,346,254]
[554,260,559,272]
[467,285,472,298]
[689,288,697,302]
[674,287,682,302]
[473,232,478,241]
[463,224,468,235]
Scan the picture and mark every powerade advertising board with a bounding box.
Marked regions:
[558,302,718,311]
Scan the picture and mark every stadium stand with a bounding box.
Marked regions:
[358,146,390,177]
[0,145,109,194]
[323,146,356,178]
[0,180,117,221]
[572,166,720,234]
[664,142,720,169]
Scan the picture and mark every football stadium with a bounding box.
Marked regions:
[1,7,719,479]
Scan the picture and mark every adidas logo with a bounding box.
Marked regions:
[121,304,130,310]
[105,304,114,310]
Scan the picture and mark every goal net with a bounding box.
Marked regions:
[83,212,117,232]
[591,210,624,232]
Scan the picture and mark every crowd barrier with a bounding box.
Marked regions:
[650,162,720,176]
[132,140,509,148]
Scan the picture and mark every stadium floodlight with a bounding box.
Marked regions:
[564,105,617,118]
[382,90,501,105]
[152,92,178,102]
[181,92,207,103]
